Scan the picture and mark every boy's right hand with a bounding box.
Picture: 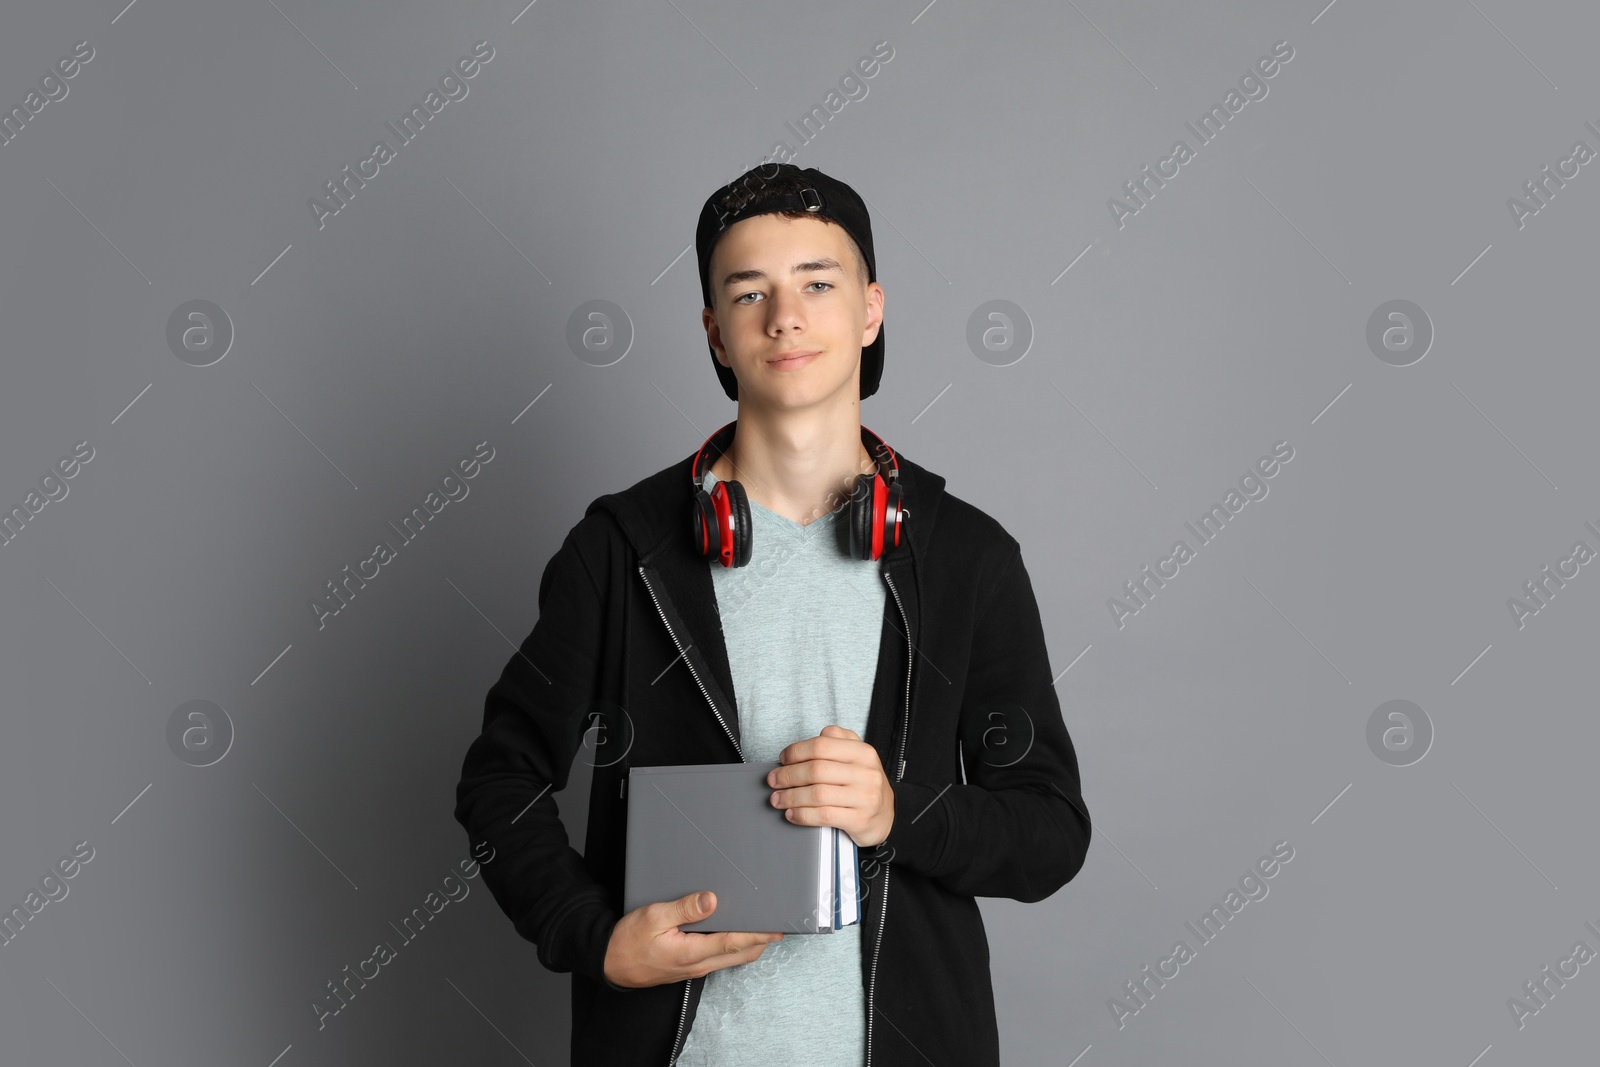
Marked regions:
[603,890,785,989]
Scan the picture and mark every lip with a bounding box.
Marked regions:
[768,349,820,368]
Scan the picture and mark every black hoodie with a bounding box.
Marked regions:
[453,438,1092,1065]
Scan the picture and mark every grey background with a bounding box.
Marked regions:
[2,0,1596,1064]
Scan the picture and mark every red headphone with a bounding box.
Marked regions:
[690,420,908,568]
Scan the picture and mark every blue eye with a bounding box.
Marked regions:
[733,281,832,304]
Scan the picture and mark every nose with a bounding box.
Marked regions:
[764,286,807,335]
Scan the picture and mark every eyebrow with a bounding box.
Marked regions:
[720,257,845,291]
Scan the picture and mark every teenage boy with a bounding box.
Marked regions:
[454,163,1091,1066]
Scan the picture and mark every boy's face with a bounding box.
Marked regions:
[702,213,884,413]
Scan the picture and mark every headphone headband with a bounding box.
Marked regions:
[689,420,899,491]
[689,420,906,567]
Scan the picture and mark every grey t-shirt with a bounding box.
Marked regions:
[675,469,886,1066]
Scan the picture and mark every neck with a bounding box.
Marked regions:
[711,407,876,526]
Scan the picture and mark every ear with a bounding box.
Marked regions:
[702,306,730,367]
[860,282,884,347]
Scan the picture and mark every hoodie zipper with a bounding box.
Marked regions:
[638,565,742,1066]
[866,569,913,1067]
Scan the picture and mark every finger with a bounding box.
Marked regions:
[665,890,715,930]
[689,930,780,964]
[782,804,852,826]
[699,939,777,976]
[811,738,877,770]
[776,783,861,810]
[775,760,864,790]
[777,734,833,765]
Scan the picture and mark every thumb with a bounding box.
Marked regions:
[684,890,714,919]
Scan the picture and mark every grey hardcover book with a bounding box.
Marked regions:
[624,761,860,934]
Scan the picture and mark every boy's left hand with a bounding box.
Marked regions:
[767,725,894,848]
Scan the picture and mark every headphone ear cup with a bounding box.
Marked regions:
[722,478,754,568]
[848,473,876,561]
[882,481,905,553]
[691,491,719,559]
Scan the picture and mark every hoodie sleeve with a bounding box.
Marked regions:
[453,514,637,993]
[880,543,1092,903]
